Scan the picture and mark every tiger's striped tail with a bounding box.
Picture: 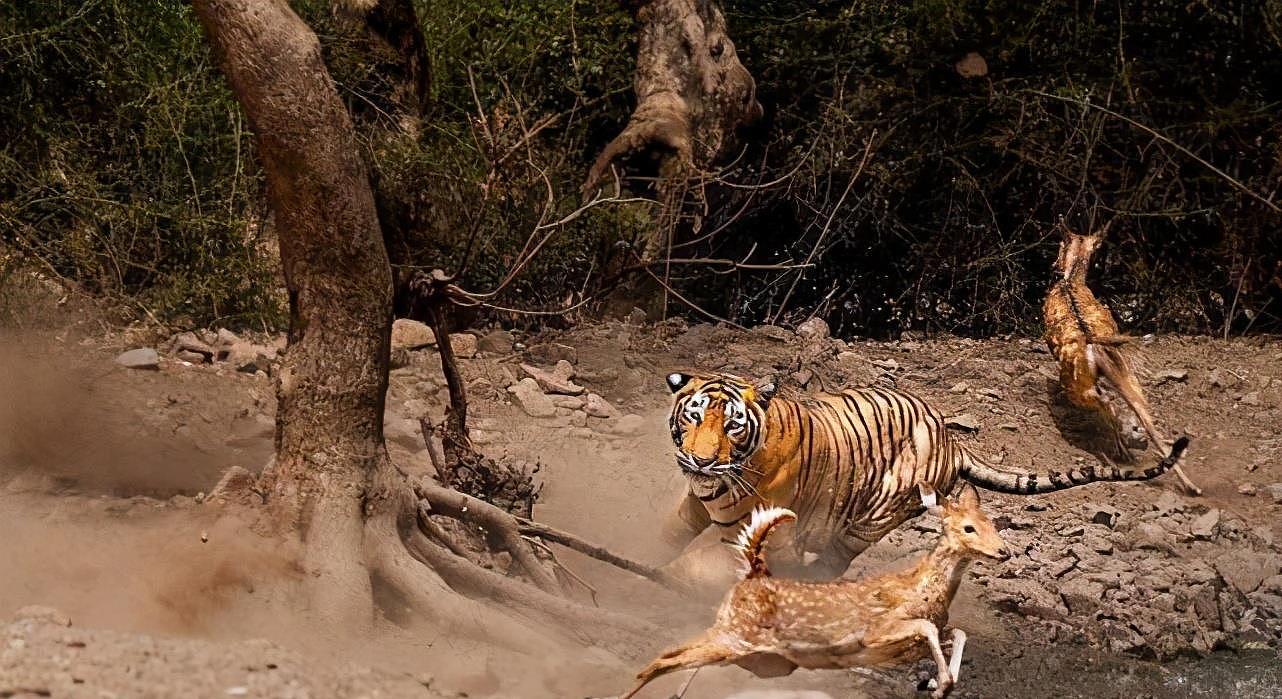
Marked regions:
[733,506,797,579]
[959,436,1190,495]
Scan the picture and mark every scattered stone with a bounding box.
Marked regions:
[569,410,588,428]
[1049,557,1078,578]
[796,317,830,341]
[224,342,274,374]
[1240,391,1262,407]
[173,331,215,359]
[449,333,478,359]
[584,393,618,418]
[949,382,969,394]
[1130,522,1171,551]
[12,605,71,627]
[1157,368,1188,383]
[610,414,646,436]
[977,387,1002,399]
[1059,578,1106,615]
[477,329,514,355]
[1264,483,1282,504]
[549,394,585,410]
[1152,491,1189,515]
[945,413,980,432]
[985,578,1067,622]
[508,378,556,417]
[1215,551,1282,594]
[215,327,242,347]
[955,51,988,78]
[1084,535,1114,555]
[791,369,813,386]
[521,361,584,395]
[115,347,159,370]
[528,342,577,365]
[1089,505,1120,529]
[1189,509,1220,540]
[391,319,435,350]
[872,358,899,372]
[997,422,1020,432]
[176,350,208,364]
[752,325,794,342]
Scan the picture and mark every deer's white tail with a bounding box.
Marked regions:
[733,506,796,579]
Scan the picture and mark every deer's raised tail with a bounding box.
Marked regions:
[733,506,796,579]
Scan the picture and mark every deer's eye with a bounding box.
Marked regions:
[963,525,976,534]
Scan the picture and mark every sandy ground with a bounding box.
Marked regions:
[1,318,1281,698]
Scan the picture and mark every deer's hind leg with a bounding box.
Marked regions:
[864,618,953,698]
[621,636,739,699]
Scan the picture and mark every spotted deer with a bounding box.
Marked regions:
[1042,222,1200,495]
[621,483,1010,698]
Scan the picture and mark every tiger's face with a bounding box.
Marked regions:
[666,372,775,480]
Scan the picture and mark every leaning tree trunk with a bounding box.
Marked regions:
[193,0,653,653]
[586,0,761,258]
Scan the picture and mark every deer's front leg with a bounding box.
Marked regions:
[865,618,952,698]
[946,628,967,683]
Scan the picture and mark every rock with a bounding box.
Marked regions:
[985,578,1067,622]
[584,393,618,418]
[215,327,242,347]
[391,319,435,350]
[508,378,556,417]
[728,687,835,692]
[1238,483,1257,496]
[955,51,988,78]
[945,413,980,432]
[13,605,71,627]
[115,347,159,370]
[569,410,588,428]
[1240,391,1262,407]
[521,361,584,395]
[610,414,646,435]
[173,331,215,359]
[449,333,478,359]
[1152,491,1189,515]
[796,317,830,341]
[1189,509,1220,539]
[752,325,794,342]
[949,382,969,394]
[477,329,514,355]
[1157,368,1188,383]
[997,422,1020,432]
[1058,578,1105,615]
[1130,522,1171,551]
[1089,504,1120,529]
[872,358,899,372]
[1215,551,1282,594]
[791,369,813,386]
[549,394,585,410]
[1264,483,1282,504]
[176,350,208,364]
[224,342,274,374]
[977,387,1002,399]
[528,342,578,364]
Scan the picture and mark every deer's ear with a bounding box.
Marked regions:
[666,372,693,393]
[917,481,939,511]
[955,483,981,509]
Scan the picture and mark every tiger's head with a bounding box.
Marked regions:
[666,372,776,480]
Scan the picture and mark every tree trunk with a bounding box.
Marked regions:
[193,0,399,625]
[586,0,762,257]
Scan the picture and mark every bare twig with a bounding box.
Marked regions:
[514,516,683,590]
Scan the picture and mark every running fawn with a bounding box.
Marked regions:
[621,482,1010,698]
[1043,222,1200,495]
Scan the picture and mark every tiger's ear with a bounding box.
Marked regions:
[754,380,777,407]
[666,372,693,393]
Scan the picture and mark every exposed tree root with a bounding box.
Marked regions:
[514,516,684,591]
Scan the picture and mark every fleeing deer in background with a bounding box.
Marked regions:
[1042,221,1201,495]
[621,483,1010,698]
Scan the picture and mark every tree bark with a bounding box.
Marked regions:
[586,0,762,236]
[193,0,397,624]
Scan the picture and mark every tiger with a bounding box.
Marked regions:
[1043,222,1201,495]
[659,371,1189,586]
